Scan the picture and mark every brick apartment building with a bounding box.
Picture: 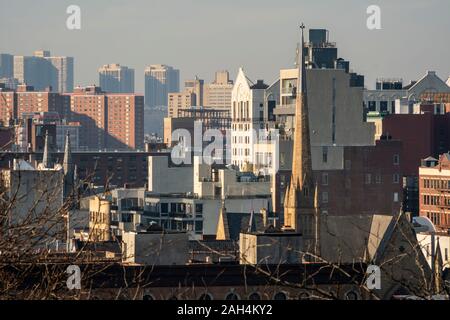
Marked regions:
[0,84,69,126]
[0,150,167,188]
[380,103,450,215]
[67,86,144,151]
[1,85,144,151]
[419,154,450,231]
[275,139,403,218]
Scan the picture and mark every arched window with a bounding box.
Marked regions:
[225,292,240,300]
[273,292,288,300]
[143,294,154,300]
[345,291,359,300]
[198,293,213,300]
[298,292,310,300]
[248,292,261,300]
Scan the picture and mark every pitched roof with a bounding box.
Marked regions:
[320,214,393,263]
[226,212,265,241]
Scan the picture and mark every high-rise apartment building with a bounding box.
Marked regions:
[13,51,74,93]
[168,91,196,118]
[14,55,51,91]
[107,94,144,150]
[0,54,14,78]
[144,64,179,108]
[99,64,135,93]
[68,86,144,151]
[0,84,69,126]
[16,85,68,119]
[46,55,74,93]
[0,86,16,126]
[204,70,233,110]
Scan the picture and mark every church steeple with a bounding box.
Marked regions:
[283,24,318,258]
[42,130,53,169]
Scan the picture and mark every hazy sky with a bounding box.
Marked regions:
[1,0,449,93]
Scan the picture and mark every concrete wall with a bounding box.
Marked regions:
[148,155,193,194]
[239,232,303,265]
[122,231,189,265]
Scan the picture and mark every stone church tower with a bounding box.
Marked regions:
[283,24,320,259]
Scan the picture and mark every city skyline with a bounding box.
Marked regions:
[1,0,450,93]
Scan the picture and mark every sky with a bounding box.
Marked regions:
[1,0,450,93]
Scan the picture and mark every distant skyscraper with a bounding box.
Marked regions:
[13,51,74,93]
[99,63,135,93]
[203,70,233,110]
[184,76,204,106]
[0,54,14,78]
[46,55,74,93]
[14,55,49,90]
[144,64,179,108]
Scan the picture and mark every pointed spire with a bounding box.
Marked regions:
[63,131,73,176]
[42,130,52,169]
[433,239,444,294]
[284,23,315,231]
[299,23,307,94]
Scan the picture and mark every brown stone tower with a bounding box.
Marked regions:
[283,24,320,258]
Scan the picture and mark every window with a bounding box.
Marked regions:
[198,293,213,300]
[445,248,448,261]
[393,154,400,165]
[380,101,388,112]
[393,173,400,184]
[393,192,399,202]
[322,173,329,186]
[195,221,203,232]
[375,174,382,184]
[345,291,359,300]
[322,146,328,163]
[368,101,376,112]
[225,292,239,300]
[345,160,351,170]
[195,203,203,213]
[248,292,261,300]
[365,173,372,185]
[273,292,288,300]
[298,292,310,300]
[322,192,329,204]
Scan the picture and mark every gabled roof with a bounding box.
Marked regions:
[320,214,393,263]
[226,212,265,241]
[406,71,450,93]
